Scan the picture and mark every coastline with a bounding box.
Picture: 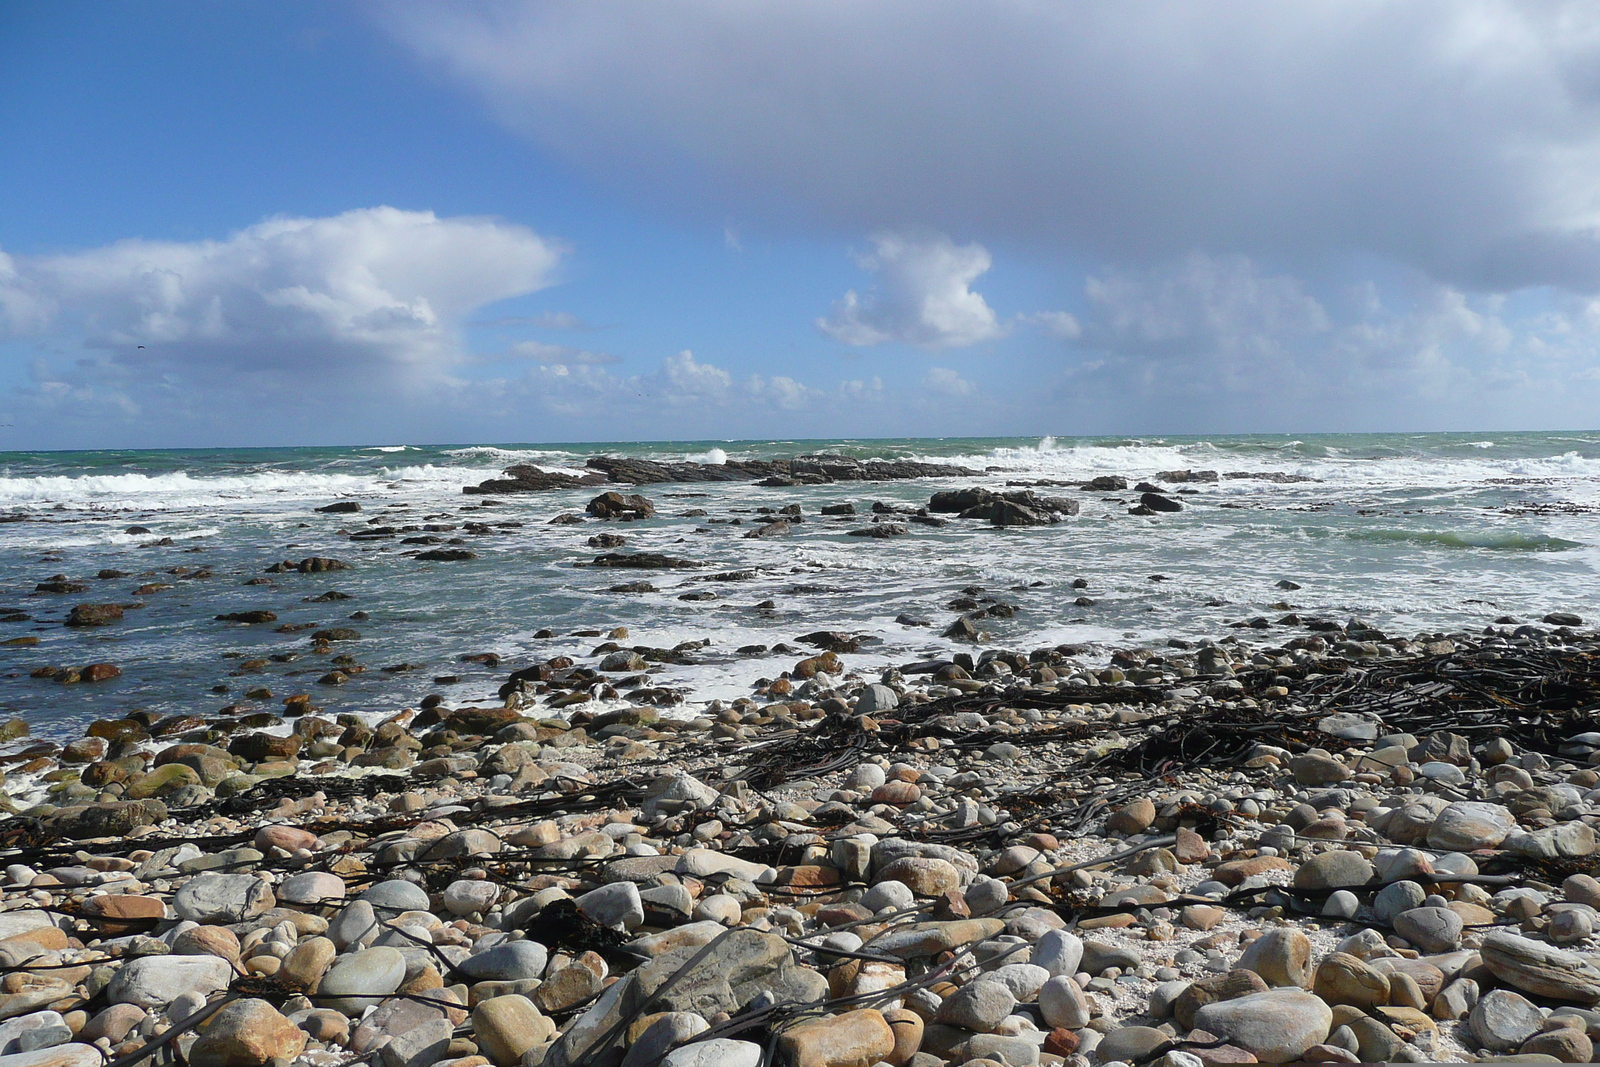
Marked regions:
[0,604,1596,1065]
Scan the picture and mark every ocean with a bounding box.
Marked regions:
[1,432,1596,740]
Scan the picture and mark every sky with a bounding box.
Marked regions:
[3,2,1600,448]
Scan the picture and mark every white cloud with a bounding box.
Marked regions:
[495,340,619,365]
[1060,252,1600,424]
[1026,311,1082,340]
[0,207,563,386]
[922,367,977,397]
[658,349,732,403]
[383,1,1600,292]
[818,231,1005,349]
[1084,253,1329,354]
[472,311,588,329]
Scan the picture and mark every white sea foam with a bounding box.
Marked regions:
[0,463,495,510]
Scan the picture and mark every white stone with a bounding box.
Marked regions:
[107,956,232,1008]
[659,1038,763,1067]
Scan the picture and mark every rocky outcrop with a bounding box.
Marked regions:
[465,454,977,494]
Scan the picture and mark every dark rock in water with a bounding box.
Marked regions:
[216,611,277,624]
[1224,470,1319,483]
[267,557,351,574]
[609,581,657,593]
[943,616,982,641]
[798,631,862,653]
[821,503,856,515]
[124,525,153,535]
[588,532,627,548]
[963,499,1057,526]
[930,488,999,513]
[1085,475,1128,490]
[1129,504,1156,516]
[1140,492,1183,512]
[911,515,948,527]
[316,501,362,513]
[896,614,930,627]
[466,453,976,493]
[549,513,585,525]
[36,580,88,594]
[583,553,701,569]
[847,524,906,537]
[465,464,607,495]
[305,590,352,602]
[1074,596,1095,606]
[415,549,478,562]
[66,603,124,627]
[1157,469,1219,483]
[587,491,657,520]
[677,591,717,601]
[312,628,361,642]
[1276,579,1302,590]
[933,488,1078,524]
[97,569,129,580]
[1546,612,1584,626]
[745,520,792,539]
[1134,481,1163,492]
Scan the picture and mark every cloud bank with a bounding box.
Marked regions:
[385,0,1600,292]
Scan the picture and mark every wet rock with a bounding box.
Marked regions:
[64,604,123,628]
[587,492,656,520]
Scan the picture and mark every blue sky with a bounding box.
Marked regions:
[3,2,1600,448]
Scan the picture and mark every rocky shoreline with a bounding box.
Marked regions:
[0,612,1595,1066]
[463,455,984,495]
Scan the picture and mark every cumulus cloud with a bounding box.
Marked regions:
[0,207,563,389]
[818,232,1004,349]
[383,1,1600,292]
[922,367,977,397]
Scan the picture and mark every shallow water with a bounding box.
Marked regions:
[0,431,1596,738]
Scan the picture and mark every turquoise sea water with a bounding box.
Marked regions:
[0,431,1596,738]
